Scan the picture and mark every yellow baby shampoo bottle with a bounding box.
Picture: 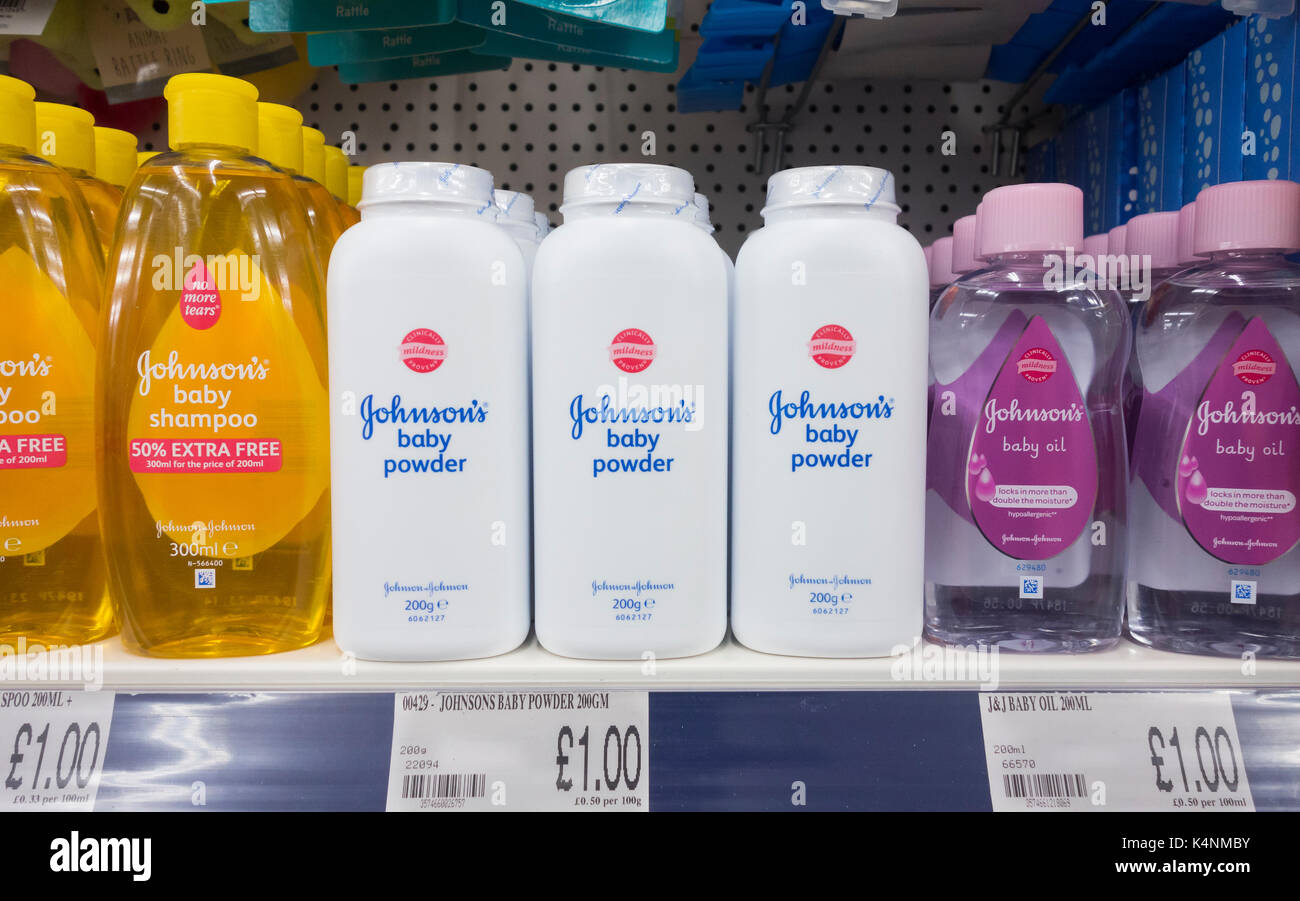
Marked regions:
[34,102,122,257]
[93,126,138,192]
[99,73,330,657]
[0,76,113,646]
[296,126,347,270]
[323,144,359,228]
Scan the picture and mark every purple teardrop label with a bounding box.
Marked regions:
[968,316,1098,560]
[1178,317,1300,565]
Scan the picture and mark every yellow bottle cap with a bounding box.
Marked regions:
[323,145,348,201]
[137,150,159,168]
[300,126,326,184]
[34,102,96,174]
[256,102,303,174]
[164,72,258,151]
[93,126,138,188]
[0,75,36,152]
[347,165,365,207]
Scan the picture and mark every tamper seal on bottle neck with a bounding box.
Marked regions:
[762,165,899,217]
[360,161,496,215]
[561,163,695,215]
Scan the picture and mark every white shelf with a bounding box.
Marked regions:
[28,633,1300,692]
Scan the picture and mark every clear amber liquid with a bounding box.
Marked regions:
[72,173,123,259]
[99,148,331,657]
[0,149,114,646]
[294,176,346,273]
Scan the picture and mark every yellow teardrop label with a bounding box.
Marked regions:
[126,248,329,558]
[0,246,98,556]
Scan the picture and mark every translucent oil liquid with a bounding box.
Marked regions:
[99,149,331,657]
[0,150,114,646]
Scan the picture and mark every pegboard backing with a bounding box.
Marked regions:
[142,1,1031,255]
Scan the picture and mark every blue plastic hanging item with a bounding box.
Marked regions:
[472,30,678,71]
[454,0,677,69]
[337,51,512,84]
[250,0,458,33]
[676,67,746,112]
[307,22,487,66]
[1042,2,1233,106]
[511,0,669,33]
[676,0,839,111]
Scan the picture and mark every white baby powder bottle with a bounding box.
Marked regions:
[327,162,530,660]
[730,165,928,656]
[532,163,730,659]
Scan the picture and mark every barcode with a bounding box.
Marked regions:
[1002,772,1088,799]
[401,773,486,800]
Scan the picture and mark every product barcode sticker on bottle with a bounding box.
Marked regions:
[387,690,649,811]
[979,691,1253,812]
[0,690,115,811]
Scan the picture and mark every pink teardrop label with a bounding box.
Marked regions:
[180,260,222,330]
[1178,317,1300,565]
[967,316,1097,559]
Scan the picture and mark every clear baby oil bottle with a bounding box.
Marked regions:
[98,73,331,657]
[0,75,113,645]
[1129,180,1300,658]
[926,183,1129,652]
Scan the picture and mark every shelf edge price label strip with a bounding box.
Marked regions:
[979,691,1254,812]
[387,690,649,812]
[1,689,115,812]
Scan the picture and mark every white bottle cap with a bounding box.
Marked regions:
[762,165,899,216]
[561,163,695,214]
[493,188,536,225]
[534,211,551,236]
[360,161,496,214]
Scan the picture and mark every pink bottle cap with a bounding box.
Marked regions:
[974,201,987,260]
[1080,233,1108,258]
[951,215,978,273]
[1125,211,1181,271]
[923,242,933,272]
[1193,180,1300,256]
[978,183,1083,256]
[929,236,956,287]
[1177,201,1197,265]
[1108,224,1127,256]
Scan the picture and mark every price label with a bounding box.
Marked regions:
[88,0,212,102]
[979,691,1253,812]
[387,690,649,812]
[0,690,115,811]
[0,0,56,35]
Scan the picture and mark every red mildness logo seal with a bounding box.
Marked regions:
[1016,347,1057,383]
[807,324,856,369]
[400,328,446,373]
[608,328,655,373]
[1232,349,1276,385]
